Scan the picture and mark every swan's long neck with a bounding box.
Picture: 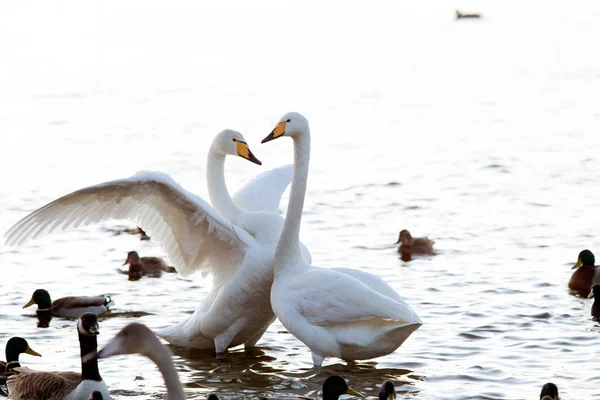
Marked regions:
[206,146,242,220]
[274,132,310,272]
[147,338,186,400]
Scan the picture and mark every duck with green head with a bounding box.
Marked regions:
[568,249,597,296]
[0,338,41,396]
[322,376,362,400]
[23,289,113,319]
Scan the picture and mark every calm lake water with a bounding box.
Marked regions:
[1,1,600,399]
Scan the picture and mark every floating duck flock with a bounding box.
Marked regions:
[0,112,592,399]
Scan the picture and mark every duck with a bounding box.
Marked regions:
[321,376,361,400]
[540,382,559,400]
[7,312,110,400]
[395,229,434,258]
[378,380,396,400]
[568,249,597,296]
[455,10,481,19]
[93,323,185,400]
[4,129,310,354]
[122,251,177,280]
[23,289,113,319]
[0,338,41,396]
[261,112,422,367]
[123,226,150,241]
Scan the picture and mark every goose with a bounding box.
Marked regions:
[5,129,310,353]
[540,382,559,400]
[378,380,396,400]
[7,313,110,400]
[568,249,597,296]
[122,251,177,280]
[395,229,434,257]
[261,112,422,367]
[23,289,113,319]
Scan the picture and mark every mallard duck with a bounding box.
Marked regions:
[23,289,113,319]
[568,249,597,296]
[122,226,150,241]
[0,338,41,396]
[7,313,110,400]
[540,382,559,400]
[321,376,362,400]
[122,251,177,280]
[396,229,435,258]
[455,10,481,19]
[378,380,396,400]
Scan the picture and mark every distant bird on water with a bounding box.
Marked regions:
[122,251,177,280]
[568,249,597,296]
[539,382,559,400]
[23,289,113,319]
[396,229,434,259]
[123,226,150,241]
[455,10,481,19]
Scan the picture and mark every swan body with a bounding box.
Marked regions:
[262,112,422,366]
[5,130,310,352]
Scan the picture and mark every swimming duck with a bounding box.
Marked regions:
[455,10,481,19]
[568,249,597,296]
[7,312,110,400]
[122,226,150,241]
[379,380,396,400]
[122,251,177,280]
[540,382,559,400]
[0,338,41,396]
[23,289,113,319]
[396,229,435,258]
[93,323,185,400]
[322,376,362,400]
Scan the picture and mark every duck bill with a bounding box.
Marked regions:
[346,387,363,397]
[96,336,126,359]
[25,346,42,357]
[236,141,262,165]
[572,259,583,270]
[262,121,287,143]
[23,298,36,308]
[387,395,395,400]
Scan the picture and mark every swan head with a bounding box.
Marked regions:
[214,129,262,165]
[539,382,559,400]
[94,323,162,361]
[262,112,309,143]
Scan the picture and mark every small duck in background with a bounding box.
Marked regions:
[540,382,559,400]
[396,229,435,260]
[23,289,113,319]
[123,226,150,241]
[122,251,177,280]
[378,380,396,400]
[455,10,481,19]
[568,249,597,296]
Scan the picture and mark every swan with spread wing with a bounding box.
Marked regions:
[5,129,310,353]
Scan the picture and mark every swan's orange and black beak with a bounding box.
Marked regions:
[262,121,287,143]
[236,141,262,165]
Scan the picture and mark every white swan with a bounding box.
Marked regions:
[4,129,309,353]
[261,112,422,367]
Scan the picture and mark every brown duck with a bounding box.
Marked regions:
[122,251,177,280]
[396,229,435,259]
[569,249,597,296]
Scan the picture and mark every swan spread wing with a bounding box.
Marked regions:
[292,270,417,326]
[232,164,293,213]
[4,171,250,279]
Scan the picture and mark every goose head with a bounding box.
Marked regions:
[262,112,309,143]
[572,249,595,270]
[213,129,261,165]
[78,313,100,336]
[540,382,559,400]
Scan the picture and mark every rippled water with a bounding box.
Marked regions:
[2,0,600,399]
